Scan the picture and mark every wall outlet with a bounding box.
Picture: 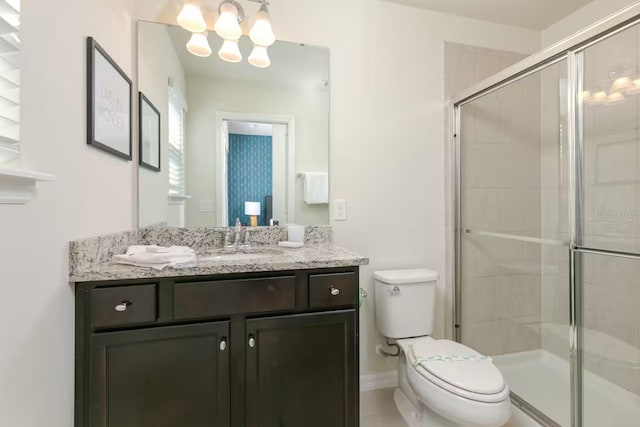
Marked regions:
[334,199,347,221]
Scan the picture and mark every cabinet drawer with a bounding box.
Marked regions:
[309,272,356,309]
[91,284,157,328]
[173,276,296,319]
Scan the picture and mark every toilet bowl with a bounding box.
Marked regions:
[398,337,511,427]
[374,269,511,427]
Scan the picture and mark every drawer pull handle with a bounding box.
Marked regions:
[248,335,256,348]
[330,287,340,296]
[220,338,227,351]
[114,301,131,312]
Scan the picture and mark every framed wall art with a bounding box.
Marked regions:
[139,92,161,171]
[87,37,132,160]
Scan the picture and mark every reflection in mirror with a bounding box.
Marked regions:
[138,21,329,228]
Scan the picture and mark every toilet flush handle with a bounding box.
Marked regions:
[388,286,400,295]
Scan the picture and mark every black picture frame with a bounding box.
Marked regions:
[86,36,132,160]
[139,92,161,171]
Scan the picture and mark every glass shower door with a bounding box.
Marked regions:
[578,22,640,427]
[458,59,571,425]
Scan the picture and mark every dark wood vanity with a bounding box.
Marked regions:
[74,266,360,427]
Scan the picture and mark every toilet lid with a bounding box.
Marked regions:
[405,338,506,396]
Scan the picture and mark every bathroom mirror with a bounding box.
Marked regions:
[137,21,330,228]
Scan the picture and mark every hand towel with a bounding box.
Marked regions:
[303,172,329,204]
[112,245,196,270]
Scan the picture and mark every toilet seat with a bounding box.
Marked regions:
[397,337,509,403]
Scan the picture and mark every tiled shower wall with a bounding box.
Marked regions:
[539,60,571,363]
[445,43,539,352]
[457,68,545,356]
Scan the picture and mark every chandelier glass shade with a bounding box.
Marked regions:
[177,0,275,67]
[186,31,212,57]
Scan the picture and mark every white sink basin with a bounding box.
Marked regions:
[198,253,271,262]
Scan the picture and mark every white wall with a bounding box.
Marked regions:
[138,22,186,227]
[542,0,638,47]
[136,0,540,376]
[0,0,136,426]
[184,75,329,226]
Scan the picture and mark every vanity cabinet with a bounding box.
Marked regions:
[245,311,356,427]
[90,322,230,427]
[74,267,359,427]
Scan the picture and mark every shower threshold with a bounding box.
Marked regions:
[493,350,640,427]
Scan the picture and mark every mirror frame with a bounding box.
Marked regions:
[214,111,296,226]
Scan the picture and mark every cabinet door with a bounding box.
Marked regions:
[90,322,230,427]
[246,310,357,427]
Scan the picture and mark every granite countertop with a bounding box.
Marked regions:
[70,244,369,283]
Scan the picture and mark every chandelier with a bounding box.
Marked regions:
[582,64,640,106]
[176,0,275,68]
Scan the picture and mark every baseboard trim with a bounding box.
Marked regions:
[360,370,398,392]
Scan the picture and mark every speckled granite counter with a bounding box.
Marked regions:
[70,245,368,283]
[69,226,368,283]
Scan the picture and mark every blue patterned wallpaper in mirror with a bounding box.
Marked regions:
[227,133,273,226]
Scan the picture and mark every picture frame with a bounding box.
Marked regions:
[139,92,161,171]
[87,37,132,160]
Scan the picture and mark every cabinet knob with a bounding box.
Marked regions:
[248,336,256,348]
[219,338,227,351]
[330,286,340,296]
[114,301,130,312]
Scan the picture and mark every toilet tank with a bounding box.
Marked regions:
[374,268,439,339]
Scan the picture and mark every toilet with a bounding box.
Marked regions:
[374,268,511,427]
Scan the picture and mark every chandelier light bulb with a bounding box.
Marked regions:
[218,39,242,63]
[611,76,632,93]
[214,1,242,41]
[177,3,207,33]
[590,90,607,105]
[249,45,271,68]
[249,4,275,47]
[626,78,640,94]
[186,31,212,57]
[606,91,625,105]
[580,90,591,103]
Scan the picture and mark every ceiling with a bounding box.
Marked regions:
[167,25,329,89]
[383,0,595,30]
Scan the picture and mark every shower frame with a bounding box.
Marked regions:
[451,3,640,427]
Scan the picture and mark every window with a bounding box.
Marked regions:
[168,87,186,196]
[0,0,20,164]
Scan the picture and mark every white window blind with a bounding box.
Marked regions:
[168,88,186,196]
[0,0,20,164]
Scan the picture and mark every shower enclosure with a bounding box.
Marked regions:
[453,5,640,427]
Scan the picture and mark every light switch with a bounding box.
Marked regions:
[200,199,214,213]
[334,199,347,221]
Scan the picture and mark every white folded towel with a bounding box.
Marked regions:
[113,245,196,270]
[303,172,329,204]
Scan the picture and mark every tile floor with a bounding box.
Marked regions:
[360,388,407,427]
